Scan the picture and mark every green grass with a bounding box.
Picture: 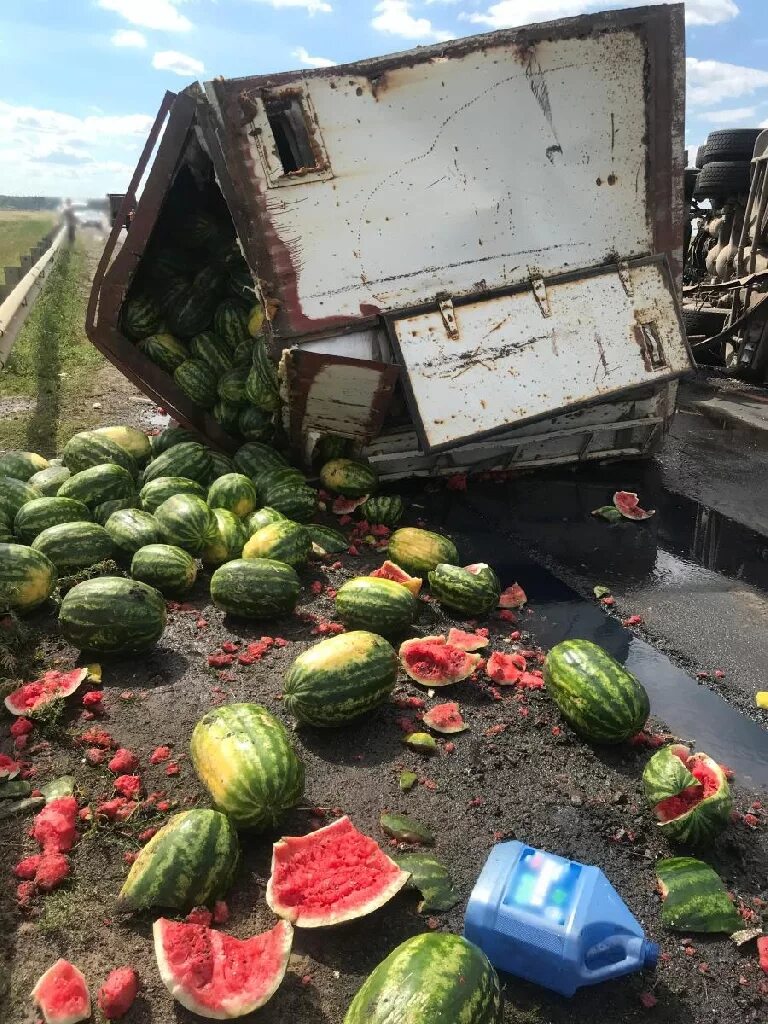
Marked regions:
[0,211,55,285]
[0,241,106,455]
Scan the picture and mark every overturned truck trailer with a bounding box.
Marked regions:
[87,2,691,478]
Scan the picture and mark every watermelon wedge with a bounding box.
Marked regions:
[153,917,292,1019]
[32,959,91,1024]
[422,702,468,734]
[266,815,410,927]
[0,753,21,779]
[369,560,422,595]
[399,638,480,686]
[498,583,527,609]
[613,491,655,520]
[446,628,489,652]
[5,668,88,716]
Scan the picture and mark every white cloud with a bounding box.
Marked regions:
[252,0,332,13]
[111,29,147,48]
[701,106,757,124]
[465,0,738,29]
[97,0,192,33]
[372,0,453,42]
[687,57,768,107]
[293,46,335,68]
[152,50,205,76]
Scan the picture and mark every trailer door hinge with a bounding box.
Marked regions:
[617,261,633,297]
[437,294,459,339]
[530,275,551,318]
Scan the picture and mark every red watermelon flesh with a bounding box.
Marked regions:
[422,702,468,734]
[613,491,655,520]
[32,797,78,853]
[97,967,139,1020]
[399,639,481,686]
[498,584,527,609]
[369,560,422,595]
[332,495,367,515]
[154,917,292,1018]
[446,628,489,652]
[486,651,527,685]
[655,750,722,823]
[32,959,91,1024]
[0,753,21,779]
[4,668,88,716]
[266,815,409,927]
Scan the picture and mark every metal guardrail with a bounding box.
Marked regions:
[0,226,66,368]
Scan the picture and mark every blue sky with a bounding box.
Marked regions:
[1,0,767,197]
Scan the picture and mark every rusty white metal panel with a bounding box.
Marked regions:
[387,258,689,453]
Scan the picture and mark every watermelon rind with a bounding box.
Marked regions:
[59,576,167,654]
[32,959,91,1024]
[392,852,460,912]
[201,509,247,568]
[388,528,459,575]
[243,520,311,569]
[131,543,197,597]
[191,704,305,830]
[644,748,732,846]
[656,857,742,933]
[427,562,500,615]
[14,497,92,545]
[335,576,416,637]
[320,458,377,499]
[0,543,57,613]
[210,558,300,619]
[642,745,698,806]
[31,522,115,573]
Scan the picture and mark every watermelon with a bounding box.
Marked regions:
[643,745,732,845]
[312,434,357,467]
[29,465,71,497]
[32,522,115,572]
[656,857,741,933]
[245,340,280,411]
[261,474,317,523]
[233,441,286,478]
[343,933,501,1024]
[253,466,304,504]
[335,577,416,637]
[138,333,189,373]
[61,431,138,478]
[217,368,248,404]
[14,497,91,545]
[174,359,218,409]
[150,426,197,456]
[91,425,152,467]
[369,560,422,595]
[155,494,214,555]
[392,852,459,912]
[121,293,162,340]
[166,286,217,339]
[4,666,87,716]
[143,442,213,486]
[210,558,300,618]
[32,959,91,1024]
[428,562,500,615]
[244,506,285,536]
[266,815,409,927]
[177,211,227,248]
[150,246,197,280]
[232,338,254,367]
[243,520,311,569]
[207,473,258,518]
[92,496,138,526]
[498,582,527,609]
[0,476,41,522]
[307,523,348,554]
[105,509,162,558]
[131,544,197,597]
[140,476,206,514]
[191,704,305,829]
[97,968,139,1021]
[485,650,531,686]
[248,302,265,336]
[447,627,489,651]
[422,702,468,734]
[283,631,398,726]
[207,451,236,480]
[58,464,135,509]
[201,509,247,567]
[59,576,167,654]
[228,264,257,303]
[238,405,274,442]
[320,458,377,498]
[190,331,233,376]
[399,637,481,686]
[543,639,650,743]
[153,917,292,1018]
[0,543,57,613]
[213,398,242,434]
[118,809,239,912]
[614,490,656,521]
[215,298,250,349]
[388,528,459,575]
[360,495,403,528]
[0,451,48,481]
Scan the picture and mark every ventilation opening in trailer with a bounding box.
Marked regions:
[264,95,318,174]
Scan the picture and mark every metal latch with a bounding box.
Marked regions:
[530,274,551,318]
[617,261,633,296]
[437,293,459,339]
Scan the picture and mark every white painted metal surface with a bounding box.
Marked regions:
[0,227,65,367]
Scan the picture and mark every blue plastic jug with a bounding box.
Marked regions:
[464,841,659,997]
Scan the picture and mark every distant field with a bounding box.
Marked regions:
[0,210,56,285]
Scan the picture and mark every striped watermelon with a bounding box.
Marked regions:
[335,577,416,637]
[155,494,214,555]
[232,338,253,367]
[166,286,217,339]
[320,459,377,499]
[93,496,138,526]
[121,293,163,340]
[59,576,167,654]
[61,431,138,478]
[643,745,731,846]
[191,704,304,830]
[140,476,206,514]
[393,851,460,911]
[143,443,213,486]
[138,333,189,374]
[238,406,274,442]
[212,399,242,435]
[207,473,258,518]
[388,528,459,575]
[131,543,197,597]
[208,451,236,480]
[253,466,304,503]
[245,340,280,412]
[214,299,250,349]
[245,507,285,536]
[58,464,135,509]
[544,639,650,743]
[29,465,71,496]
[283,631,398,726]
[105,509,162,558]
[361,495,403,528]
[312,435,357,467]
[150,426,197,457]
[91,426,152,467]
[233,441,286,478]
[217,368,248,404]
[14,497,91,544]
[344,933,502,1024]
[243,521,311,569]
[0,543,57,613]
[32,522,114,572]
[174,359,218,409]
[201,509,247,568]
[209,558,300,618]
[190,331,233,376]
[248,303,266,337]
[118,809,239,912]
[261,474,317,523]
[656,857,741,933]
[0,451,48,481]
[0,477,41,522]
[306,524,348,554]
[428,562,500,615]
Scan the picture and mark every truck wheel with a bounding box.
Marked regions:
[703,128,761,163]
[695,145,708,168]
[693,160,751,200]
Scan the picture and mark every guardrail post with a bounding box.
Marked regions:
[3,267,22,288]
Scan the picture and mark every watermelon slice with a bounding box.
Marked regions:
[153,917,292,1018]
[369,560,422,595]
[422,702,468,734]
[498,584,527,609]
[266,815,410,927]
[486,650,527,685]
[4,668,88,716]
[0,753,21,779]
[446,628,489,652]
[332,495,368,515]
[613,491,655,520]
[32,959,91,1024]
[399,638,480,686]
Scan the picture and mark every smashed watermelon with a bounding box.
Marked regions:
[97,968,139,1020]
[422,702,468,734]
[643,746,731,845]
[498,583,527,609]
[0,752,21,779]
[613,491,655,520]
[32,959,91,1024]
[332,495,368,515]
[154,917,292,1018]
[486,651,527,684]
[32,796,78,853]
[266,815,410,927]
[369,559,422,595]
[4,668,87,716]
[446,628,489,652]
[399,637,480,686]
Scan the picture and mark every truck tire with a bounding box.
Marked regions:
[684,168,699,201]
[703,128,761,163]
[682,308,727,366]
[693,160,751,200]
[695,145,708,169]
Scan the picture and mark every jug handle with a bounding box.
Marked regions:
[580,936,635,982]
